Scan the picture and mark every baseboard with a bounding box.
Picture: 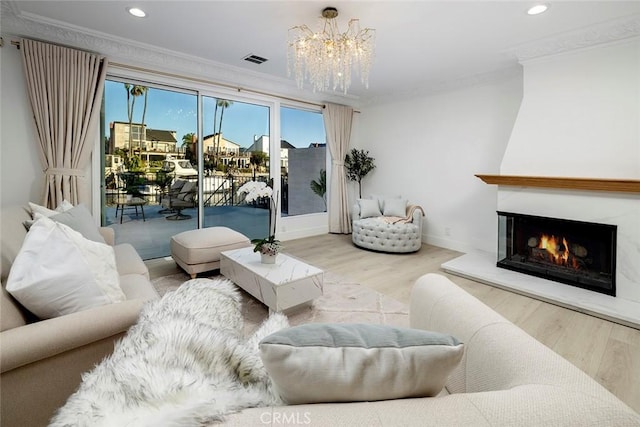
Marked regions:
[424,234,474,253]
[279,225,329,241]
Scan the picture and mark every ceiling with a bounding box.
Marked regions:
[3,1,640,103]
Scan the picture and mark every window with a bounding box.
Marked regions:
[100,75,328,260]
[280,106,327,216]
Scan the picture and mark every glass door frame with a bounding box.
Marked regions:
[95,67,281,234]
[196,87,278,230]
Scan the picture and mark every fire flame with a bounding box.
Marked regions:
[538,234,580,269]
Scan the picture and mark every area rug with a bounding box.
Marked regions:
[151,271,410,333]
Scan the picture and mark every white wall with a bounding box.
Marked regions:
[502,38,640,178]
[0,39,42,207]
[356,73,523,253]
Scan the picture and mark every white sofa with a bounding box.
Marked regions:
[0,205,159,427]
[225,273,640,426]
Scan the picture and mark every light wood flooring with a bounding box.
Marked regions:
[147,233,640,413]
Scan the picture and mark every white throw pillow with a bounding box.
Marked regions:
[45,203,106,243]
[383,198,408,217]
[357,199,382,218]
[6,216,125,319]
[260,323,464,404]
[369,194,402,212]
[24,200,75,230]
[28,200,74,218]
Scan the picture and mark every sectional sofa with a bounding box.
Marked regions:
[2,202,638,426]
[0,204,159,426]
[226,273,640,426]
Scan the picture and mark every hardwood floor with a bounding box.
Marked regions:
[147,233,640,413]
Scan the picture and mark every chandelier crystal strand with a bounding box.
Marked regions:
[288,8,375,94]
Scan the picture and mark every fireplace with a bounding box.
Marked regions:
[497,212,617,296]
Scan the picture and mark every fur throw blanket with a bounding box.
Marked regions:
[50,278,290,427]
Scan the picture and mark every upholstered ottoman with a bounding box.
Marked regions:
[171,227,251,278]
[352,217,422,253]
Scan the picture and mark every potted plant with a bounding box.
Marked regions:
[310,169,327,209]
[345,148,376,198]
[250,236,283,264]
[238,180,282,264]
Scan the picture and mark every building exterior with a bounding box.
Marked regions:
[247,135,296,171]
[202,133,250,168]
[108,121,180,163]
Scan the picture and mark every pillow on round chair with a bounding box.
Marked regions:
[259,323,463,404]
[383,198,408,217]
[357,199,382,218]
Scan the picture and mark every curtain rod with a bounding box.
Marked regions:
[0,38,21,49]
[4,39,359,113]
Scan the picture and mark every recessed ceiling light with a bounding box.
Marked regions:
[127,7,146,18]
[527,4,549,15]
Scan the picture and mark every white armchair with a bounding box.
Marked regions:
[351,197,424,253]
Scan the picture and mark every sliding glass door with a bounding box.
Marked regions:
[101,79,199,259]
[200,95,271,239]
[101,78,277,259]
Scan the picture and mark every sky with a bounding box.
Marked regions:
[104,80,326,148]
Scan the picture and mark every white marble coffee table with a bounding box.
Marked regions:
[220,247,324,313]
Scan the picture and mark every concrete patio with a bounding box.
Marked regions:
[104,203,268,260]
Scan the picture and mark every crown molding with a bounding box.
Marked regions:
[0,1,354,107]
[509,14,640,62]
[359,65,522,107]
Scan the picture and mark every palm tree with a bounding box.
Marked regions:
[124,83,132,122]
[130,85,148,149]
[124,84,148,154]
[182,133,196,147]
[136,86,149,130]
[182,133,196,162]
[214,99,233,156]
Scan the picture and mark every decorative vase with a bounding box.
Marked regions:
[261,252,277,264]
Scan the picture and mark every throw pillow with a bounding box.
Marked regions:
[28,200,74,218]
[383,198,408,217]
[45,204,106,243]
[357,198,382,218]
[259,323,464,404]
[369,194,402,212]
[24,200,74,229]
[5,216,125,319]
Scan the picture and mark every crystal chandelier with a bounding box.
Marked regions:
[288,7,375,94]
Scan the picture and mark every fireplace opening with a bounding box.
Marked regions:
[497,212,616,296]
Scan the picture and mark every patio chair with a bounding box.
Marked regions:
[161,179,197,220]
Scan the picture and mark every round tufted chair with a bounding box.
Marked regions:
[351,197,424,253]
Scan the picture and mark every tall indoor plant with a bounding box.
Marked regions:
[345,148,376,198]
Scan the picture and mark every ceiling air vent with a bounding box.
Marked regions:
[243,54,268,65]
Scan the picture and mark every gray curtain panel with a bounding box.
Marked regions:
[21,38,108,208]
[323,103,353,234]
